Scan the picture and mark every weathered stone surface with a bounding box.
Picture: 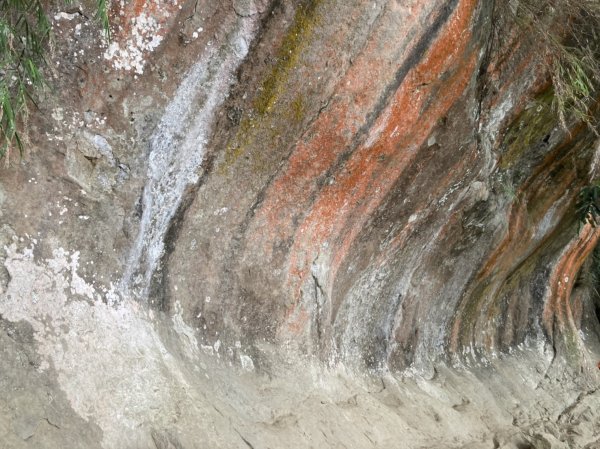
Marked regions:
[1,0,600,447]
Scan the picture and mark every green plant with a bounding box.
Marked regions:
[576,184,600,226]
[500,175,518,202]
[95,0,111,40]
[0,0,110,160]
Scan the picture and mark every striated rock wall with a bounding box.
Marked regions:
[1,0,600,447]
[162,0,600,372]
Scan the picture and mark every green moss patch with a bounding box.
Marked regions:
[219,0,322,174]
[499,89,558,170]
[254,0,322,115]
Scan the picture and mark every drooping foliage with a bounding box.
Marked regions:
[0,0,110,159]
[0,0,50,157]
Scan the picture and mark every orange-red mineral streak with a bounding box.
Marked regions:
[246,2,436,328]
[280,0,479,335]
[543,223,600,339]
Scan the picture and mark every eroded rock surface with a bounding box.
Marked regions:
[1,0,600,448]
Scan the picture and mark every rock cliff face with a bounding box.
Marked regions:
[1,0,600,448]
